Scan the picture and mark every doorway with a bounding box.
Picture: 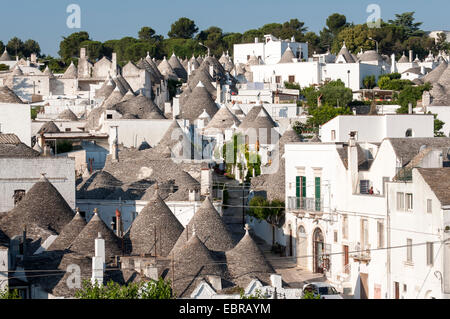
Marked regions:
[313,228,324,273]
[297,226,307,268]
[360,273,369,299]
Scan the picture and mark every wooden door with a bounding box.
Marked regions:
[343,245,349,273]
[394,282,400,299]
[360,273,369,299]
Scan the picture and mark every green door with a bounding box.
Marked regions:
[315,177,321,211]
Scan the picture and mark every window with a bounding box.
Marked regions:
[275,76,281,84]
[360,180,370,194]
[334,231,338,243]
[315,177,321,211]
[406,239,413,263]
[247,55,250,61]
[426,242,434,265]
[406,193,413,211]
[342,215,348,240]
[288,75,295,83]
[331,130,336,141]
[403,284,407,293]
[427,199,432,213]
[106,114,113,119]
[65,128,71,132]
[397,192,405,211]
[405,129,413,137]
[377,221,384,248]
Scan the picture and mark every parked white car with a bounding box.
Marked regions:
[302,282,343,299]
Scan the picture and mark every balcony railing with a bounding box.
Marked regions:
[287,197,324,212]
[350,243,371,263]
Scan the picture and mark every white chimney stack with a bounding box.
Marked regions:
[91,232,105,286]
[409,50,413,63]
[348,132,359,193]
[109,126,119,162]
[408,102,413,114]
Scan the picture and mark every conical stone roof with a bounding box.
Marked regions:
[145,54,164,80]
[0,85,23,104]
[169,53,187,81]
[127,192,184,256]
[158,56,178,80]
[112,93,165,119]
[95,76,116,99]
[47,211,87,251]
[423,60,448,84]
[279,46,296,63]
[69,212,122,258]
[38,121,61,134]
[57,109,78,121]
[187,68,217,98]
[205,105,241,132]
[102,86,124,110]
[61,62,78,79]
[170,197,234,254]
[43,66,55,78]
[181,82,218,122]
[337,42,355,63]
[239,106,279,142]
[0,49,12,61]
[0,175,74,238]
[167,233,228,298]
[278,124,302,155]
[225,225,275,283]
[120,89,136,102]
[398,53,409,63]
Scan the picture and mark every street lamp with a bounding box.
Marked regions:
[347,70,351,89]
[199,42,210,57]
[368,37,379,53]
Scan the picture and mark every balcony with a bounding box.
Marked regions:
[287,197,324,213]
[350,243,371,263]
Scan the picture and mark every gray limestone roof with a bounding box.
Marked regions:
[158,57,178,80]
[77,171,123,200]
[197,56,204,65]
[0,175,74,239]
[166,234,230,298]
[61,62,78,79]
[111,93,165,119]
[38,121,61,134]
[204,105,241,133]
[69,212,122,258]
[84,106,105,131]
[424,61,448,84]
[398,54,409,63]
[187,68,217,98]
[179,85,192,106]
[145,55,164,79]
[95,76,116,99]
[0,49,12,61]
[47,212,87,251]
[56,109,78,121]
[201,56,226,78]
[219,52,229,65]
[278,125,302,155]
[102,87,124,110]
[126,192,184,257]
[279,47,296,63]
[417,168,450,206]
[337,43,355,63]
[238,106,279,142]
[170,197,235,254]
[169,53,188,81]
[137,58,162,84]
[120,89,136,102]
[358,50,383,62]
[0,133,39,158]
[0,85,24,104]
[388,138,450,167]
[115,75,134,94]
[180,82,219,122]
[225,226,274,288]
[189,55,200,69]
[336,143,369,170]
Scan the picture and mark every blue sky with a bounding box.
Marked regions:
[1,0,448,56]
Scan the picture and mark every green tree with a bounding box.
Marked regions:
[0,40,4,53]
[307,104,352,129]
[7,37,24,57]
[138,26,156,41]
[75,278,173,299]
[0,64,9,71]
[79,40,104,61]
[363,75,376,89]
[168,17,198,39]
[23,39,41,57]
[388,12,424,39]
[59,31,90,62]
[196,26,226,57]
[301,290,321,299]
[326,13,348,36]
[430,112,446,137]
[248,196,285,245]
[0,286,21,299]
[435,32,450,52]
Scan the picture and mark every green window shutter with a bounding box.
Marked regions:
[296,176,300,198]
[315,177,321,211]
[302,176,306,198]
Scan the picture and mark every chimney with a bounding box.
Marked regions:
[255,37,259,43]
[80,48,86,59]
[209,65,214,78]
[31,53,37,64]
[216,82,222,104]
[109,126,119,162]
[201,167,213,196]
[409,50,413,63]
[270,274,282,290]
[112,53,117,76]
[115,209,123,237]
[207,275,222,291]
[352,107,357,115]
[391,53,397,73]
[408,102,413,114]
[420,65,426,75]
[188,187,200,201]
[187,60,191,77]
[348,132,359,193]
[91,233,105,286]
